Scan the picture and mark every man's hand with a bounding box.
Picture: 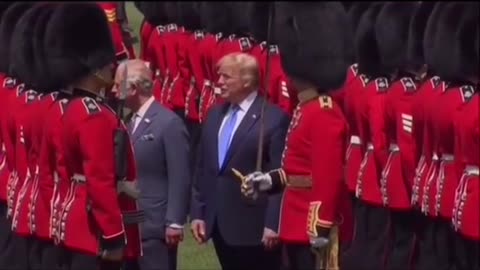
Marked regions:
[190,219,207,244]
[240,171,273,199]
[165,227,184,247]
[262,227,279,250]
[101,247,124,261]
[117,180,140,199]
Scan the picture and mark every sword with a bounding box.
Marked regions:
[232,3,275,182]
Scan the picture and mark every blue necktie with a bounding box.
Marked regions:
[218,105,240,168]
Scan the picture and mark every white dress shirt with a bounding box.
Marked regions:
[218,91,258,141]
[132,96,155,133]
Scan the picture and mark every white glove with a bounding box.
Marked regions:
[240,172,273,199]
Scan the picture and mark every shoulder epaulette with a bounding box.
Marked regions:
[460,85,475,102]
[350,63,359,77]
[59,99,69,115]
[319,95,333,109]
[16,84,25,96]
[430,76,441,89]
[228,34,236,41]
[25,90,38,104]
[215,32,223,41]
[167,23,178,32]
[50,92,59,101]
[156,25,165,34]
[375,78,389,92]
[269,45,279,55]
[260,41,267,51]
[81,97,101,115]
[3,77,16,89]
[239,37,252,51]
[400,77,417,92]
[359,75,369,87]
[194,30,204,40]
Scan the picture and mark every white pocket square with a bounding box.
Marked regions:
[141,134,155,141]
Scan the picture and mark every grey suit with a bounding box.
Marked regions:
[130,101,191,270]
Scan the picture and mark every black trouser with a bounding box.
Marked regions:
[29,238,62,270]
[0,202,23,270]
[342,201,390,270]
[454,233,480,270]
[185,117,202,170]
[384,210,416,270]
[284,243,316,270]
[211,224,282,270]
[58,248,123,270]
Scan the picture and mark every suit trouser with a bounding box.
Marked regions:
[137,238,177,270]
[454,234,480,270]
[29,238,62,270]
[58,248,123,270]
[384,210,416,270]
[342,201,389,270]
[212,224,282,270]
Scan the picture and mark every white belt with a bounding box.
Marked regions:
[204,79,211,87]
[441,153,454,162]
[71,173,86,183]
[465,165,479,176]
[389,143,400,152]
[349,135,361,145]
[432,153,439,161]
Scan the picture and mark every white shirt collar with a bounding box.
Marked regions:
[233,91,257,112]
[135,96,155,118]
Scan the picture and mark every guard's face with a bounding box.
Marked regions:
[217,64,245,102]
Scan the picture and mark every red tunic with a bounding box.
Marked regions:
[381,77,419,210]
[98,2,132,61]
[11,89,39,236]
[140,20,155,62]
[355,77,390,206]
[410,76,441,207]
[423,84,472,219]
[452,92,479,240]
[269,90,348,243]
[146,25,167,102]
[58,91,141,258]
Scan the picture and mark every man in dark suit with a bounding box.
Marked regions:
[190,52,290,270]
[113,60,191,270]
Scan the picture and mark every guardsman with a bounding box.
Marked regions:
[42,3,142,269]
[422,3,473,270]
[160,2,186,112]
[8,5,58,270]
[142,3,169,101]
[375,3,420,270]
[0,3,35,270]
[197,2,228,122]
[341,1,371,233]
[116,1,137,59]
[134,2,153,61]
[342,4,391,270]
[0,3,24,269]
[451,6,479,270]
[249,2,297,115]
[240,3,350,270]
[97,2,132,63]
[177,3,204,160]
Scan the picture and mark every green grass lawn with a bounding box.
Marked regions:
[125,3,221,269]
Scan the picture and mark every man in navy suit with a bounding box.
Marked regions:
[190,53,290,270]
[113,60,191,270]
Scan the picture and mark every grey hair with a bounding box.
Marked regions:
[126,74,153,95]
[117,60,154,96]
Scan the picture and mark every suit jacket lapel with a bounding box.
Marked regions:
[132,102,159,144]
[220,96,262,171]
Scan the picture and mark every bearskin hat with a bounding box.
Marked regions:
[9,3,53,90]
[375,2,419,75]
[355,3,384,77]
[275,2,350,92]
[453,3,478,82]
[199,2,230,35]
[177,2,202,31]
[347,2,372,63]
[249,2,272,43]
[407,2,436,71]
[0,3,34,74]
[227,2,254,37]
[432,2,467,82]
[142,2,168,26]
[423,2,449,75]
[133,2,146,16]
[0,2,13,16]
[43,3,115,89]
[164,2,179,26]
